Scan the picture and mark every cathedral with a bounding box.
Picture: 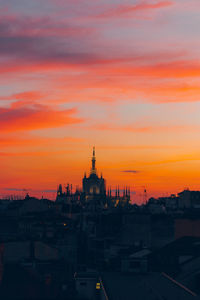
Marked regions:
[56,147,131,208]
[82,147,106,201]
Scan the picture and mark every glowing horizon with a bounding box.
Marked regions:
[0,0,200,203]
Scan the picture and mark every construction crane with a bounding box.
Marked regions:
[132,186,147,204]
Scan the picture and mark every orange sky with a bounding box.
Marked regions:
[0,0,200,202]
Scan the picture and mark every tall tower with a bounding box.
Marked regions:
[91,146,96,174]
[82,147,106,199]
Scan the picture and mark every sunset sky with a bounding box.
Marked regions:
[0,0,200,202]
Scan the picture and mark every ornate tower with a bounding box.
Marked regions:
[82,147,106,200]
[91,147,96,175]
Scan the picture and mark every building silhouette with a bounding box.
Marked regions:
[56,147,130,208]
[82,147,106,205]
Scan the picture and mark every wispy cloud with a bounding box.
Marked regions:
[121,170,140,173]
[93,123,199,133]
[0,14,93,38]
[4,188,30,191]
[0,136,84,147]
[0,103,83,132]
[96,1,173,19]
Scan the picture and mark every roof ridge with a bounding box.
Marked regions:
[161,272,197,297]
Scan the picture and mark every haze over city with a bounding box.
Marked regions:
[1,0,200,202]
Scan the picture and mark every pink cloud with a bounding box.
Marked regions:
[96,1,173,18]
[0,103,83,132]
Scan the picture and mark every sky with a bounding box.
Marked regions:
[0,0,200,202]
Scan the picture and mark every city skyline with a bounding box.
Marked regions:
[0,146,195,203]
[0,0,200,202]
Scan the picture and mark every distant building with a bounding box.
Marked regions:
[147,194,178,212]
[56,147,130,209]
[178,190,200,209]
[82,147,106,201]
[19,194,50,215]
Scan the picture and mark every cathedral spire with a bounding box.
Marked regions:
[93,146,95,157]
[91,146,96,174]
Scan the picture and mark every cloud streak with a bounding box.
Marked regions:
[0,103,83,132]
[121,170,140,173]
[4,188,29,191]
[96,1,173,18]
[0,136,84,147]
[93,123,199,133]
